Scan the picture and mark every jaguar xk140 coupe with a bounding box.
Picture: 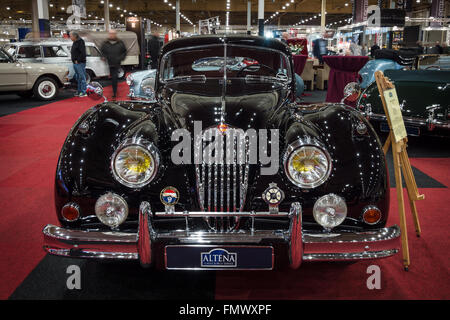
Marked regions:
[43,36,400,270]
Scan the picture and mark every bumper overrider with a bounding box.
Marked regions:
[43,202,400,269]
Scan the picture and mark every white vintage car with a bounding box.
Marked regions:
[4,39,110,84]
[0,48,68,100]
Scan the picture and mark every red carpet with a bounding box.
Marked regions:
[215,186,450,300]
[0,83,449,299]
[0,84,128,299]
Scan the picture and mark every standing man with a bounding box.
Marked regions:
[148,32,161,70]
[416,41,424,54]
[70,31,87,97]
[101,29,127,100]
[435,41,444,54]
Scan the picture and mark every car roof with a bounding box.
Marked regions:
[14,39,96,46]
[161,35,291,56]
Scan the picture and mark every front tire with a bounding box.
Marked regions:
[33,77,58,101]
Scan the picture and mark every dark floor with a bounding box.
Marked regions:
[0,79,116,117]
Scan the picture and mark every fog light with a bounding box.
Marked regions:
[95,192,128,228]
[362,206,381,225]
[61,203,80,222]
[313,194,347,230]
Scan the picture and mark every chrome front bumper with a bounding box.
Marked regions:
[43,202,400,269]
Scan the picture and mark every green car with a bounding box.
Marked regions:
[356,55,450,137]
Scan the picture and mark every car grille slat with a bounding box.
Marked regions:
[195,127,249,232]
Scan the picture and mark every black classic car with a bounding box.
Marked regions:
[43,36,400,270]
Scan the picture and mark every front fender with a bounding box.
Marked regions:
[55,101,161,225]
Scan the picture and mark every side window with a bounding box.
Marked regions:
[43,46,68,58]
[17,46,41,58]
[86,46,101,57]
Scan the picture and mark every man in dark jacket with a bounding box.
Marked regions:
[435,41,444,54]
[70,31,87,97]
[148,32,161,69]
[101,30,127,99]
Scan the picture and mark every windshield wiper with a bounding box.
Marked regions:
[165,75,207,84]
[244,75,289,84]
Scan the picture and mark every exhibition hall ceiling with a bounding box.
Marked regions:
[0,0,427,27]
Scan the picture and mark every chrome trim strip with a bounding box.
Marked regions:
[137,202,152,267]
[288,202,303,269]
[44,247,138,260]
[154,211,289,217]
[303,225,400,244]
[367,113,449,128]
[43,224,137,243]
[303,249,398,261]
[156,230,286,243]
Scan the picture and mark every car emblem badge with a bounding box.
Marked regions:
[218,123,228,134]
[160,187,179,214]
[201,248,237,268]
[262,183,285,214]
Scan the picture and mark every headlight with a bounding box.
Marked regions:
[111,139,159,188]
[313,194,347,230]
[284,143,331,188]
[95,192,128,228]
[126,75,133,86]
[140,77,155,97]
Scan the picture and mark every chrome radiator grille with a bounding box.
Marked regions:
[195,127,250,231]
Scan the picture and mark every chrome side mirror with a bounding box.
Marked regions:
[341,82,361,104]
[86,81,107,102]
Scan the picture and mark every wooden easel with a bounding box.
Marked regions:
[374,71,425,271]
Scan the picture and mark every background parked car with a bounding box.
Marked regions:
[126,69,157,101]
[357,67,450,137]
[4,39,109,84]
[0,48,68,100]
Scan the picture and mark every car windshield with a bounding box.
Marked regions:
[160,45,291,83]
[0,49,12,63]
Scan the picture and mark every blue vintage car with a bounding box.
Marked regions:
[126,69,157,101]
[358,59,404,89]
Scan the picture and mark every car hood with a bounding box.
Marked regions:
[166,90,287,131]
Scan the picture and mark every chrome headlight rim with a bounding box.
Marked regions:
[111,138,160,188]
[313,193,347,230]
[140,77,155,97]
[283,139,332,189]
[95,192,129,228]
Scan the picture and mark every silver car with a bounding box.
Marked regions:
[4,39,110,83]
[0,48,69,100]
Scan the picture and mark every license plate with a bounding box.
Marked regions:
[380,123,420,136]
[165,245,274,270]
